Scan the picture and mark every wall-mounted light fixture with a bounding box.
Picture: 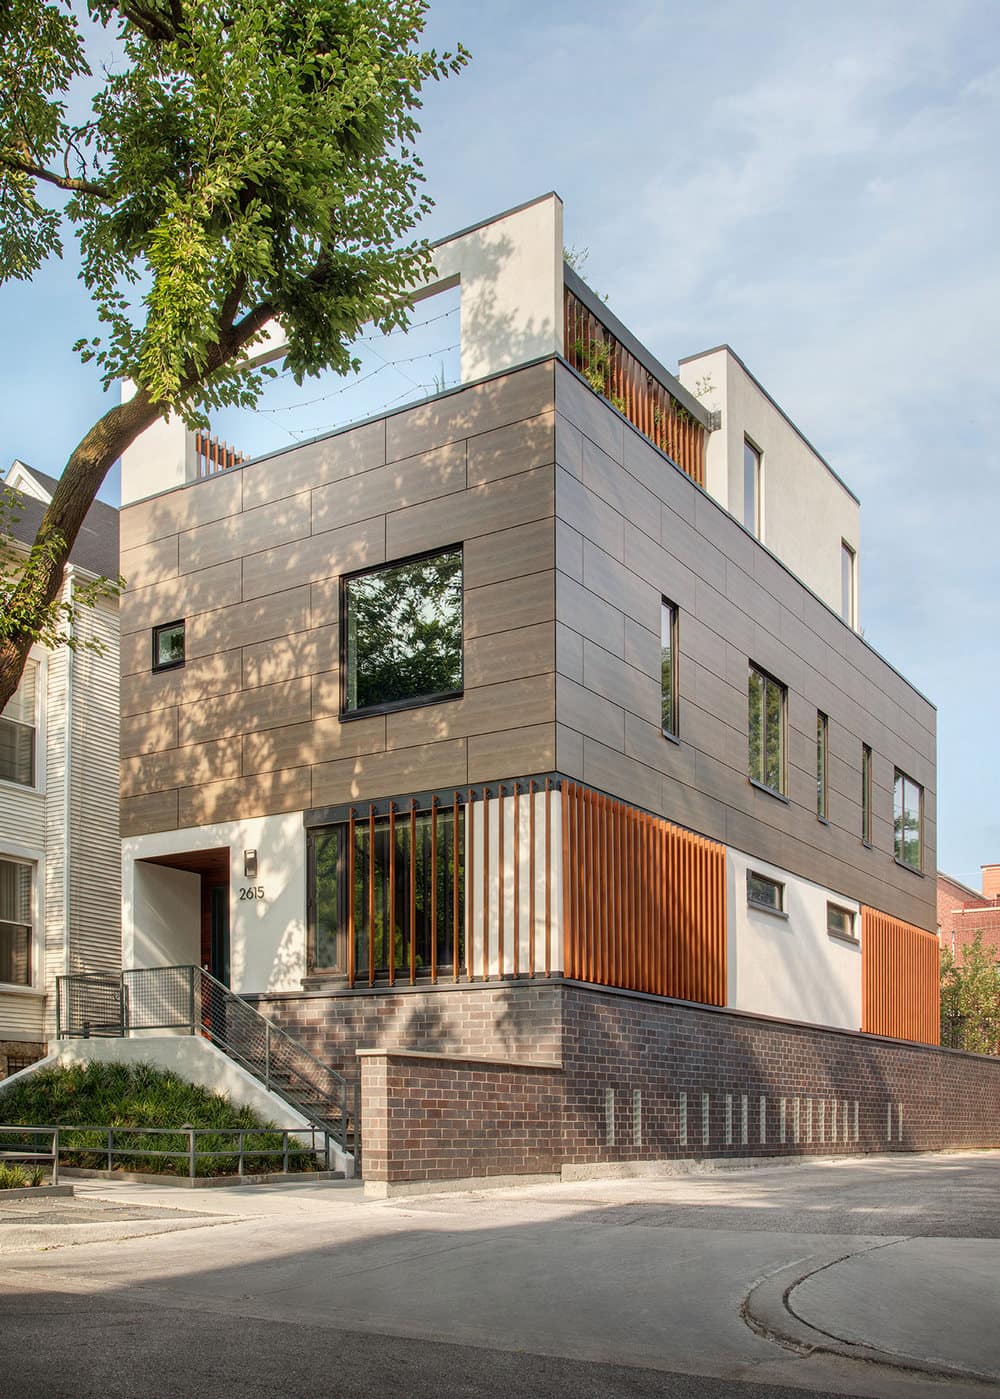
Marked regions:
[243,849,258,879]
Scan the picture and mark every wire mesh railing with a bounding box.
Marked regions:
[56,966,358,1159]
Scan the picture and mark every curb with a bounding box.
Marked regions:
[742,1243,1000,1387]
[0,1184,74,1200]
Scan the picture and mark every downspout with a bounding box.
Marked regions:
[61,566,75,1030]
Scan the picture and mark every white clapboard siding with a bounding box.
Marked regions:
[69,595,122,976]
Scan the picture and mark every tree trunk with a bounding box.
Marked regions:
[0,387,161,711]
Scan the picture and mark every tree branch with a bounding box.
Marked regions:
[0,151,110,200]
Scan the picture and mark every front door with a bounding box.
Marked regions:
[201,881,230,986]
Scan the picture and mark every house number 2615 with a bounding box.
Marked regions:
[239,886,265,900]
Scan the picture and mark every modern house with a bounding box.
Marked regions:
[0,462,121,1077]
[55,192,994,1189]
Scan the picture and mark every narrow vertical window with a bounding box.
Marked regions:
[0,660,36,787]
[893,769,923,872]
[817,711,828,819]
[660,598,679,738]
[744,439,761,537]
[841,541,856,627]
[0,858,32,986]
[861,744,872,844]
[748,663,785,795]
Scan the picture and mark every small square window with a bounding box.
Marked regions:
[747,870,784,914]
[152,620,186,672]
[827,903,857,941]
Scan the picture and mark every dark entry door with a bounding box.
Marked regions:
[208,884,230,986]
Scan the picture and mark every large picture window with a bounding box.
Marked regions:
[0,858,32,986]
[343,548,463,715]
[748,663,785,795]
[893,769,923,872]
[308,804,465,978]
[0,660,36,787]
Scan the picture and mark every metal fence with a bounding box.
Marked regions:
[56,966,358,1160]
[0,1124,336,1180]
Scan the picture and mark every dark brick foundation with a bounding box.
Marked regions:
[253,980,1000,1185]
[0,1042,46,1080]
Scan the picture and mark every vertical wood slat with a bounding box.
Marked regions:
[545,777,553,977]
[563,287,706,487]
[465,791,474,981]
[367,803,376,988]
[482,786,490,982]
[409,799,417,985]
[347,808,356,989]
[528,780,536,977]
[497,785,505,978]
[388,804,396,987]
[861,906,940,1045]
[453,791,461,984]
[430,797,438,985]
[562,783,726,1005]
[512,783,520,978]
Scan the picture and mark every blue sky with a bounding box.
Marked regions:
[1,1,998,885]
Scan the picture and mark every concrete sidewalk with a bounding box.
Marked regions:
[1,1153,998,1398]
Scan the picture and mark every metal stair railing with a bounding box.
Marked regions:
[56,966,358,1160]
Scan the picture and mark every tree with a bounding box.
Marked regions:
[0,0,468,709]
[940,931,1000,1055]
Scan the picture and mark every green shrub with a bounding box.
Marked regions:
[0,1061,320,1177]
[0,1162,31,1189]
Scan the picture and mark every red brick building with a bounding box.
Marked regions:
[937,866,1000,959]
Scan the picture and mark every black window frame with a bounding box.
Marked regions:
[893,768,924,873]
[660,597,679,740]
[306,802,466,979]
[152,619,186,673]
[816,711,829,820]
[340,545,464,721]
[861,743,873,845]
[747,869,785,916]
[748,662,787,797]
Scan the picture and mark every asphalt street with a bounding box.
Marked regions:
[1,1152,997,1399]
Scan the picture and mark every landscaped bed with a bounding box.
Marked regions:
[0,1061,323,1178]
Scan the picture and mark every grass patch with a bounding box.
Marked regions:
[0,1061,321,1177]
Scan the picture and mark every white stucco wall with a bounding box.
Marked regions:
[726,847,862,1032]
[119,193,565,506]
[678,346,860,621]
[133,864,200,969]
[123,812,307,995]
[466,788,564,979]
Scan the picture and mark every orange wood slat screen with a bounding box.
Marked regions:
[861,907,940,1045]
[561,782,726,1005]
[563,289,706,488]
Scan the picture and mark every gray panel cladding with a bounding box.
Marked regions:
[553,362,936,932]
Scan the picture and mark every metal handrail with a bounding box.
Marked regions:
[0,1123,333,1179]
[0,1125,60,1184]
[57,966,358,1157]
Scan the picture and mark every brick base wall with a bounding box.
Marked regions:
[360,1050,564,1186]
[254,980,1000,1186]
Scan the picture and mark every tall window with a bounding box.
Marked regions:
[0,660,36,787]
[861,744,873,844]
[343,548,463,715]
[743,439,761,537]
[817,711,828,819]
[661,599,679,738]
[308,806,464,977]
[841,542,856,627]
[893,769,923,871]
[748,663,785,794]
[0,858,32,986]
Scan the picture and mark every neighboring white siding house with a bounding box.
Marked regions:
[0,462,121,1074]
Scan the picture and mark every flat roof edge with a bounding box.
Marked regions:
[429,191,563,252]
[678,344,861,506]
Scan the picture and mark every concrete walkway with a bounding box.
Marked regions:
[1,1153,998,1398]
